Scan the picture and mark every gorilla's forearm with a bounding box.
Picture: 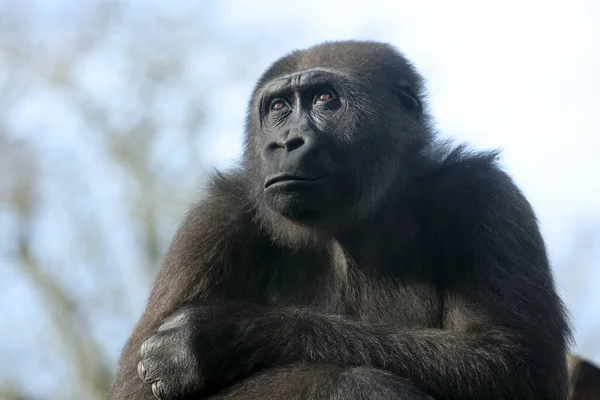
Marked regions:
[247,308,557,399]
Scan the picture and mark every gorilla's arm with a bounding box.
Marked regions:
[109,179,252,400]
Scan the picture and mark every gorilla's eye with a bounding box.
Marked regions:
[270,99,286,111]
[315,91,334,103]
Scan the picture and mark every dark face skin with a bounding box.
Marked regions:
[259,69,349,223]
[244,42,428,241]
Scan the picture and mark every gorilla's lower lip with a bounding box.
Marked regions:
[264,174,322,189]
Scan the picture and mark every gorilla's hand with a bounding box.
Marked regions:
[137,304,266,399]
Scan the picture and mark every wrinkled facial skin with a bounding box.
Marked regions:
[257,69,350,223]
[242,43,428,235]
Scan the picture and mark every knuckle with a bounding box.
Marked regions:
[151,380,166,399]
[158,310,190,332]
[137,359,159,383]
[158,305,216,333]
[140,336,159,356]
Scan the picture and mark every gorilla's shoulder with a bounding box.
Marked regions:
[429,143,500,172]
[423,144,522,212]
[187,169,254,227]
[424,144,503,184]
[206,169,249,203]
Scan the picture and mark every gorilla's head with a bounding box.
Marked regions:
[243,41,433,245]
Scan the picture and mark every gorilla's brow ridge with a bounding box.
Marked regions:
[261,67,351,88]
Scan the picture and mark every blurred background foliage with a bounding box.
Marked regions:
[0,1,598,399]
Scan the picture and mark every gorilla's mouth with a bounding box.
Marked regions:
[264,173,322,189]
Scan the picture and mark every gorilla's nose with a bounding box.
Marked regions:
[266,134,308,153]
[282,136,305,152]
[263,130,322,174]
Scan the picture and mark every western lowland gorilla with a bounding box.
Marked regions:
[109,40,571,400]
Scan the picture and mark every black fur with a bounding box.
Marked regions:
[109,41,571,400]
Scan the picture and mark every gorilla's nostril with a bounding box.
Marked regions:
[284,136,305,152]
[267,142,285,151]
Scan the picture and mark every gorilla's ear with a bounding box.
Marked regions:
[395,80,422,120]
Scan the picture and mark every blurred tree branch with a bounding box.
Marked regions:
[16,202,112,398]
[0,2,266,398]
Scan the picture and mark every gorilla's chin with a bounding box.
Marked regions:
[264,188,325,225]
[278,207,321,225]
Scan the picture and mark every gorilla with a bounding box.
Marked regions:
[109,40,571,399]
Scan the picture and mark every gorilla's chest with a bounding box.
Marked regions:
[259,249,443,330]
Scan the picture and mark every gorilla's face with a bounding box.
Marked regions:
[243,42,427,230]
[256,69,348,223]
